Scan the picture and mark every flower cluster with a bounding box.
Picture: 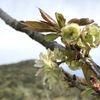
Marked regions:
[22,8,100,95]
[34,49,62,89]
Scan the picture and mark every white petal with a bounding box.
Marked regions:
[34,60,44,67]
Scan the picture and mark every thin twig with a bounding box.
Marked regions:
[63,70,85,91]
[79,52,100,80]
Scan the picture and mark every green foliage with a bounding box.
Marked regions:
[55,12,66,28]
[81,88,95,97]
[44,33,58,42]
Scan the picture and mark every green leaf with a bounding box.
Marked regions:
[21,21,57,32]
[81,64,89,81]
[63,81,69,90]
[81,64,93,86]
[53,48,63,60]
[69,59,83,70]
[52,68,62,79]
[35,68,44,76]
[44,33,58,42]
[43,67,62,89]
[81,88,94,97]
[55,12,66,28]
[48,75,58,89]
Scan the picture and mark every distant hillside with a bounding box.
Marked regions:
[0,60,96,100]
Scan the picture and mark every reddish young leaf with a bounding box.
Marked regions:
[68,18,79,24]
[21,21,57,32]
[90,76,100,91]
[68,18,94,26]
[38,8,57,25]
[78,18,94,25]
[40,20,60,31]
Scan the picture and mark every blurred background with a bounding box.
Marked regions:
[0,1,100,100]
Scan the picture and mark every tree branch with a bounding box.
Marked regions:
[79,52,100,80]
[0,8,64,51]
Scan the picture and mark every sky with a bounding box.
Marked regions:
[0,0,100,77]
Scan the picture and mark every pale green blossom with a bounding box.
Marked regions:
[34,48,63,88]
[61,23,81,43]
[34,60,44,67]
[83,24,100,48]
